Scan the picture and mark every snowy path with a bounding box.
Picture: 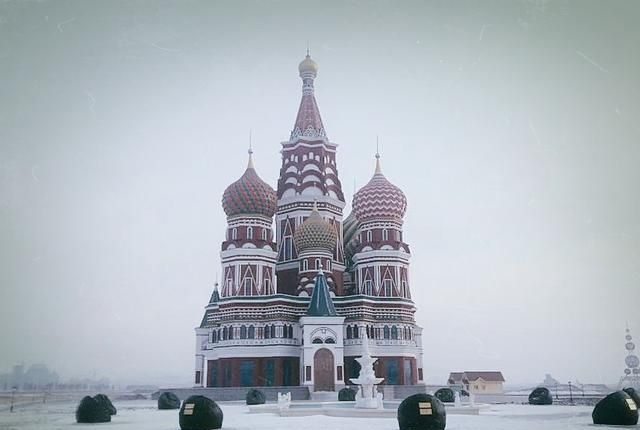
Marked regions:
[0,399,600,430]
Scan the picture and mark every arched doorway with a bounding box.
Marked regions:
[313,348,335,391]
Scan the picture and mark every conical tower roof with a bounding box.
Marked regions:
[306,269,337,317]
[291,52,326,140]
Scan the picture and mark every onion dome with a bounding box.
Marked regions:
[342,211,360,265]
[222,149,277,218]
[352,153,407,223]
[299,54,318,75]
[294,201,337,254]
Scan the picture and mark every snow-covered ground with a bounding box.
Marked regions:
[0,399,600,430]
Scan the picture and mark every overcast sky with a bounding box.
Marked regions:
[1,0,639,387]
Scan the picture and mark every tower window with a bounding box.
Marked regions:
[232,228,238,240]
[326,259,331,270]
[302,259,308,271]
[383,279,393,296]
[363,280,373,295]
[262,229,267,241]
[382,229,388,241]
[247,226,253,239]
[283,236,293,260]
[243,278,254,296]
[264,278,271,294]
[366,230,372,242]
[315,258,321,270]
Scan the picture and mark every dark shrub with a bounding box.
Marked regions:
[158,391,181,409]
[592,391,638,426]
[76,396,111,423]
[338,387,357,401]
[434,388,455,403]
[94,394,116,415]
[179,395,223,430]
[528,387,553,405]
[245,388,266,405]
[398,393,446,430]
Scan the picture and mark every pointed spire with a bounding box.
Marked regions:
[292,51,326,140]
[375,137,382,174]
[306,268,337,317]
[209,281,220,303]
[247,132,255,170]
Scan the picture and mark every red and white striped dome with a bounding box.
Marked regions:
[352,155,407,223]
[222,151,277,218]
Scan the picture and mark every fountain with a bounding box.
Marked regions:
[246,334,483,417]
[350,332,384,409]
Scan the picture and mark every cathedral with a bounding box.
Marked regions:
[194,53,425,391]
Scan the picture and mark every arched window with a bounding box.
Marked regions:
[261,229,267,241]
[315,258,321,270]
[247,226,253,239]
[401,280,408,297]
[312,338,323,344]
[325,337,336,344]
[353,325,359,339]
[391,326,398,340]
[271,324,276,338]
[240,325,247,339]
[383,326,390,339]
[346,325,352,339]
[382,229,388,241]
[248,325,255,339]
[212,330,217,343]
[222,327,228,340]
[302,259,308,271]
[264,278,271,295]
[326,259,331,270]
[366,230,372,242]
[264,325,270,339]
[232,228,238,240]
[228,327,234,340]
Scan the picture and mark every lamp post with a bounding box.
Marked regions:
[10,386,17,412]
[568,381,573,404]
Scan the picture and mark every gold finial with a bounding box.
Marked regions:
[306,40,310,57]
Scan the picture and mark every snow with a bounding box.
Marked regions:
[0,399,601,430]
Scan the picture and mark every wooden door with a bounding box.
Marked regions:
[313,348,335,391]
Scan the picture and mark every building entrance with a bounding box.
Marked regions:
[313,348,335,391]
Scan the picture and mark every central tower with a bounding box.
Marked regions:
[275,53,346,295]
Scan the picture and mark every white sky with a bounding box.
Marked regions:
[1,0,639,386]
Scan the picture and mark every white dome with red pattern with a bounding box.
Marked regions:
[352,155,407,223]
